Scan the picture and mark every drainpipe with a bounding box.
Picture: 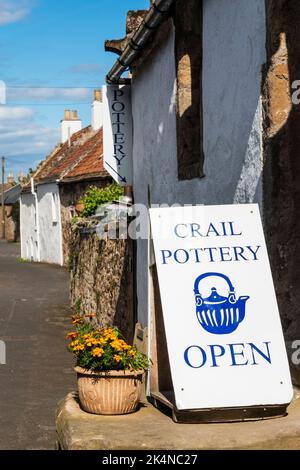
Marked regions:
[31,177,41,262]
[19,197,23,257]
[56,179,64,267]
[106,0,176,84]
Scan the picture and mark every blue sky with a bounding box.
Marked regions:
[0,0,148,177]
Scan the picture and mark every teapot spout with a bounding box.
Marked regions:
[238,296,250,303]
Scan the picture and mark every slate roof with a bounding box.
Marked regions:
[3,184,22,204]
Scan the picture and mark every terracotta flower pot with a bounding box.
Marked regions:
[75,366,144,415]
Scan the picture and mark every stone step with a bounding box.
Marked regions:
[56,390,300,450]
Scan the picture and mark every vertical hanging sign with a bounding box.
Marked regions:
[102,85,133,186]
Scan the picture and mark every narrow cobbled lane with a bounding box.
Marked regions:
[0,241,75,450]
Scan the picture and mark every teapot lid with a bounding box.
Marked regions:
[203,287,227,304]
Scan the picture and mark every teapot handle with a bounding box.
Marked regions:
[194,272,235,298]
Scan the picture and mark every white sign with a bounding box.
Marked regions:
[150,204,293,411]
[102,85,133,186]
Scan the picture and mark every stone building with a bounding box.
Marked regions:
[20,92,111,266]
[0,183,21,242]
[105,0,300,384]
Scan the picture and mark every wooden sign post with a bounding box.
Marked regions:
[149,204,293,423]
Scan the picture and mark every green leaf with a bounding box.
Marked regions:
[79,184,124,217]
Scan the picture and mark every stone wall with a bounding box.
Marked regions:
[263,0,300,342]
[0,205,19,242]
[68,219,134,342]
[59,179,111,266]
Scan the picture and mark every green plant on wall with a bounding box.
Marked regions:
[80,184,123,217]
[74,299,82,314]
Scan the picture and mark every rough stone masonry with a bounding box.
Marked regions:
[68,218,134,342]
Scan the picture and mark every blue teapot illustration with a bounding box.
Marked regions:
[194,272,249,335]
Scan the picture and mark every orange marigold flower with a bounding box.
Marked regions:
[128,349,136,357]
[92,347,104,358]
[66,332,78,340]
[85,338,98,347]
[110,340,123,351]
[119,340,130,350]
[73,344,85,352]
[113,355,122,363]
[71,315,83,325]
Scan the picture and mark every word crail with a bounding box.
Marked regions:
[160,221,261,265]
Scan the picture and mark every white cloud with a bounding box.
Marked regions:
[0,106,34,120]
[6,86,91,102]
[0,0,34,25]
[0,106,58,164]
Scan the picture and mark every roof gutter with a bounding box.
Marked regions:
[106,0,176,84]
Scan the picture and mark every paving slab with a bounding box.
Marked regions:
[56,390,300,450]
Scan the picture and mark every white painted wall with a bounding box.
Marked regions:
[37,183,63,265]
[20,193,39,262]
[131,0,266,326]
[20,184,63,265]
[92,100,103,130]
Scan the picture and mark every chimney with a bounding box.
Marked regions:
[61,109,82,144]
[92,89,103,130]
[18,172,26,184]
[7,173,14,185]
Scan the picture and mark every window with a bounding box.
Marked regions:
[174,0,204,180]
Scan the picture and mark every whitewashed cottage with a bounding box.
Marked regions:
[20,92,111,265]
